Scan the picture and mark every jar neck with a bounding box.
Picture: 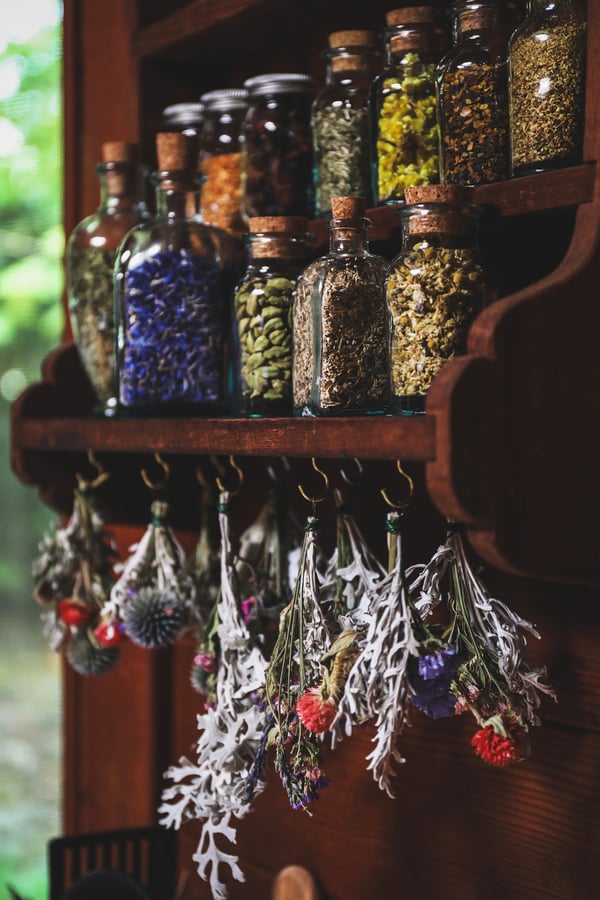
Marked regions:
[328,218,370,254]
[97,162,145,211]
[153,172,198,219]
[455,7,507,40]
[526,0,581,17]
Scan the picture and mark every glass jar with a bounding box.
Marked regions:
[508,0,586,176]
[437,2,512,185]
[199,88,248,237]
[386,184,487,415]
[162,102,205,137]
[371,6,450,205]
[233,216,312,417]
[241,73,316,219]
[312,30,380,217]
[293,197,389,417]
[66,142,148,412]
[113,132,243,416]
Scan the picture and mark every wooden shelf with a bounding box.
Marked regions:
[11,413,436,462]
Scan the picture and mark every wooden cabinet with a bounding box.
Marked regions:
[10,2,600,898]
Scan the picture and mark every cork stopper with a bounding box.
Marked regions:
[458,5,503,34]
[403,184,475,235]
[331,196,367,218]
[386,6,447,26]
[404,184,471,206]
[328,29,378,48]
[249,216,310,234]
[156,132,198,172]
[101,141,138,163]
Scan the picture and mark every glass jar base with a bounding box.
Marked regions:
[391,395,426,415]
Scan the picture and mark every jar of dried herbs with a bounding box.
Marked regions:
[371,6,450,205]
[233,216,312,416]
[293,196,389,417]
[437,2,512,185]
[199,88,248,238]
[66,142,148,413]
[508,0,586,176]
[241,73,316,219]
[312,30,380,217]
[114,132,243,416]
[386,184,487,414]
[162,102,205,137]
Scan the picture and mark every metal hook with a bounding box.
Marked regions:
[380,460,414,510]
[298,458,329,504]
[141,452,170,491]
[76,449,110,490]
[216,455,244,496]
[267,456,291,483]
[340,457,363,487]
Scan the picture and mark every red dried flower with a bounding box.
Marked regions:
[471,714,529,768]
[296,688,337,734]
[57,599,93,628]
[93,620,122,648]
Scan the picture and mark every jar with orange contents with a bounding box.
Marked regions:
[199,88,248,237]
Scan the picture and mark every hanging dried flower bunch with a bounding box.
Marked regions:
[407,524,557,767]
[159,486,267,900]
[31,458,120,675]
[99,457,198,649]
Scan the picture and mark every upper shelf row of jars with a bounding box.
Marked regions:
[159,0,586,233]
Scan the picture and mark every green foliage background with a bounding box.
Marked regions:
[0,3,63,898]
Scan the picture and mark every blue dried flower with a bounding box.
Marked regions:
[409,646,461,719]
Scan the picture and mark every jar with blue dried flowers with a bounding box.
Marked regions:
[113,132,243,415]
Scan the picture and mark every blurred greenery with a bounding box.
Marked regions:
[1,2,64,898]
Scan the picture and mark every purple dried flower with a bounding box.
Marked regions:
[409,645,461,719]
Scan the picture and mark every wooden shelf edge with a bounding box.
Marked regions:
[134,0,265,58]
[11,414,436,462]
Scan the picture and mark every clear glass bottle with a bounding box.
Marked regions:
[199,88,248,237]
[312,30,380,217]
[66,142,148,412]
[241,73,316,219]
[162,102,205,137]
[293,197,389,417]
[233,216,312,417]
[371,6,450,205]
[508,0,586,176]
[113,132,243,416]
[386,184,487,415]
[437,2,512,185]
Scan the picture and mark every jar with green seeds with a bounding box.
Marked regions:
[233,216,313,416]
[386,184,488,415]
[371,6,450,205]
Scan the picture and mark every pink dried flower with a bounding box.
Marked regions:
[194,652,217,672]
[296,688,337,734]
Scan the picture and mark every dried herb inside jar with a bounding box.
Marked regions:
[292,273,314,414]
[316,263,389,412]
[119,249,223,408]
[509,17,586,174]
[69,246,117,404]
[440,65,509,185]
[313,106,371,216]
[387,244,486,404]
[376,58,441,202]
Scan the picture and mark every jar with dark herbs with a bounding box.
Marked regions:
[437,2,512,185]
[113,132,243,415]
[233,216,312,416]
[293,197,389,417]
[508,0,586,176]
[386,184,487,415]
[199,88,248,237]
[312,30,380,217]
[241,73,316,219]
[371,6,450,205]
[66,142,148,412]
